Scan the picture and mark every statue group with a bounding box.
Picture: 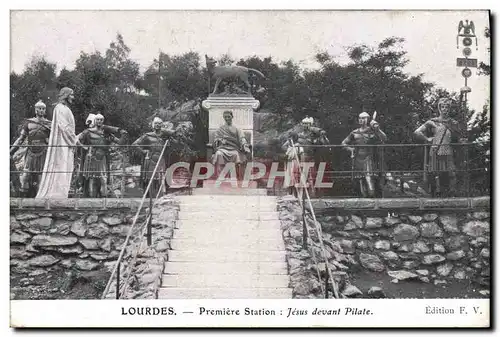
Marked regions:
[10,87,179,199]
[11,69,464,199]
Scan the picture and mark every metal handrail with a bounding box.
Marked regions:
[290,140,340,299]
[118,174,167,299]
[289,141,491,148]
[9,144,166,147]
[101,139,170,299]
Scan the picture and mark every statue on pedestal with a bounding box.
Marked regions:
[77,114,128,198]
[132,117,175,198]
[205,55,266,95]
[342,112,387,198]
[10,100,51,197]
[212,110,251,180]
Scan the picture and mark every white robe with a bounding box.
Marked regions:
[36,103,77,199]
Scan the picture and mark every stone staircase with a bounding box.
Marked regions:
[158,193,292,299]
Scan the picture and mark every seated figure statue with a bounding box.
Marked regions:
[212,110,250,180]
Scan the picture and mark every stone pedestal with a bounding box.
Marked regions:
[202,95,260,150]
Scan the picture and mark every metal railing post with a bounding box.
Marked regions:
[121,150,126,197]
[465,143,470,198]
[324,263,329,298]
[116,261,121,299]
[147,191,153,246]
[302,188,308,250]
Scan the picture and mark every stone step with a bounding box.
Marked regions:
[168,249,286,262]
[163,261,288,275]
[191,188,268,196]
[172,230,284,241]
[175,219,282,226]
[180,204,277,212]
[180,196,275,200]
[161,274,290,288]
[178,195,276,201]
[178,211,279,221]
[174,230,283,241]
[202,180,259,189]
[175,222,282,233]
[158,287,292,299]
[176,195,277,201]
[169,238,285,251]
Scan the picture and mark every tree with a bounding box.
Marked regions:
[10,56,58,141]
[65,34,149,137]
[143,51,206,105]
[478,27,491,76]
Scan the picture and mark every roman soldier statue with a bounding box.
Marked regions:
[342,112,387,198]
[132,117,176,198]
[414,98,465,197]
[296,117,329,197]
[77,113,128,198]
[10,100,51,197]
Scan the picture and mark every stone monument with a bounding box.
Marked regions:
[202,55,263,163]
[202,95,260,152]
[201,55,264,187]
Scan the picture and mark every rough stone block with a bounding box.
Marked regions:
[31,235,78,247]
[420,222,443,238]
[376,199,419,209]
[445,235,468,251]
[379,251,399,262]
[472,212,490,220]
[79,239,100,250]
[423,213,439,222]
[446,250,465,261]
[408,215,423,224]
[20,198,47,209]
[374,240,391,250]
[440,215,459,233]
[393,224,420,241]
[470,197,490,209]
[77,199,105,209]
[359,253,385,272]
[10,198,20,209]
[47,199,77,210]
[70,219,87,237]
[437,263,453,277]
[365,217,383,229]
[388,270,419,280]
[130,199,148,210]
[102,216,123,226]
[421,198,469,209]
[105,199,132,209]
[462,220,490,237]
[422,254,446,265]
[11,231,32,244]
[28,255,60,267]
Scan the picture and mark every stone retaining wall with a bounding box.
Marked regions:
[10,198,178,300]
[316,210,490,285]
[278,196,490,299]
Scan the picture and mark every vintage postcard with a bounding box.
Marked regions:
[8,9,491,328]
